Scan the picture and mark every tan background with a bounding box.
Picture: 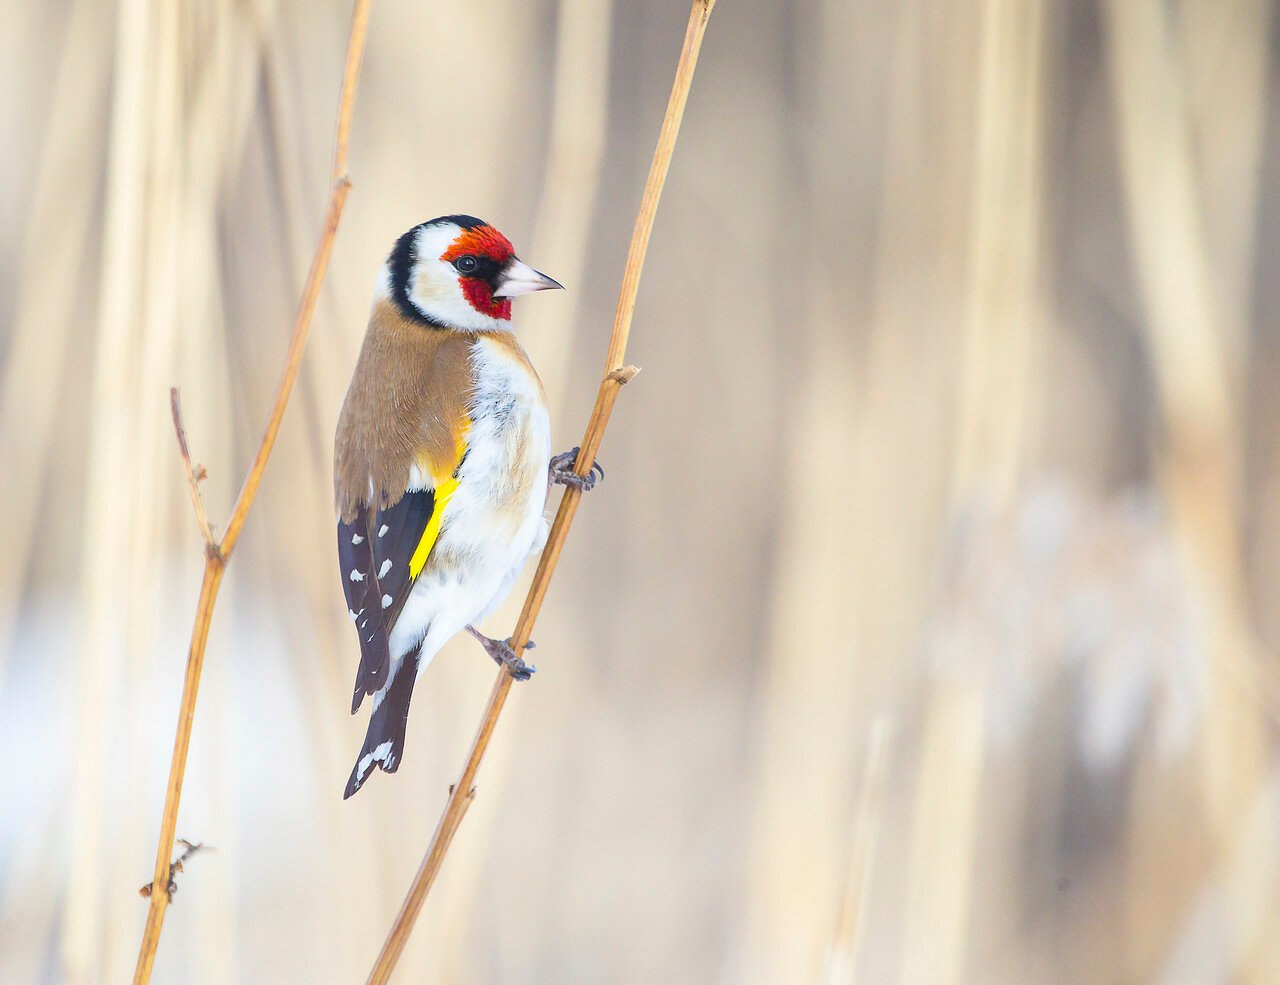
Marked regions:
[3,0,1280,982]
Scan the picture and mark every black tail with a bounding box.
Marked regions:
[344,648,421,799]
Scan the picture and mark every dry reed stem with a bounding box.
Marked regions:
[169,390,215,551]
[130,3,373,982]
[360,3,716,982]
[0,0,109,691]
[1104,2,1275,978]
[525,0,613,416]
[825,716,892,985]
[902,5,1045,984]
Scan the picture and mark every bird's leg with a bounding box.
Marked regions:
[549,447,604,493]
[465,625,537,681]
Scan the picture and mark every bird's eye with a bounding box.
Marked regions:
[454,255,478,274]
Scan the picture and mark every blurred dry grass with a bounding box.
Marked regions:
[2,1,1280,983]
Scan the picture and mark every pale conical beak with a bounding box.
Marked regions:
[493,258,564,299]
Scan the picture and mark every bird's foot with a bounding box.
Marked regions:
[466,626,537,681]
[550,447,604,493]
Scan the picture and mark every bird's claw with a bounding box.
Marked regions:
[485,636,537,682]
[550,447,604,492]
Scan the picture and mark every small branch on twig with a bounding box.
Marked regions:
[607,365,641,385]
[131,3,374,984]
[138,839,213,903]
[169,388,216,551]
[362,4,716,983]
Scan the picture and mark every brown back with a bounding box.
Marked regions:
[333,300,474,521]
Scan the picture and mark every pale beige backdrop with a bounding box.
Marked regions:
[3,1,1280,983]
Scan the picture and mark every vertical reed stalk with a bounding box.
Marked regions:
[524,0,614,415]
[824,717,893,985]
[129,3,373,981]
[1103,1,1274,978]
[360,3,717,982]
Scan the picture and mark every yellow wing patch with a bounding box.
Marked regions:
[408,420,469,580]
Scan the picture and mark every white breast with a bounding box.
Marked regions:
[384,334,550,670]
[447,334,550,546]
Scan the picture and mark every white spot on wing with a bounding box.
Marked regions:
[379,559,392,578]
[351,533,364,545]
[349,569,365,582]
[357,739,395,781]
[382,594,393,609]
[378,524,389,537]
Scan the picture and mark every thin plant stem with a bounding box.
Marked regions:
[130,3,373,982]
[169,389,215,552]
[361,3,717,982]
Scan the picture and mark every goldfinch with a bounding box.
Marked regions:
[334,215,600,798]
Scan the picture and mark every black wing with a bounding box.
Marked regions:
[337,508,390,709]
[371,488,436,630]
[337,489,436,712]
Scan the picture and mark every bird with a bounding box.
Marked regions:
[333,215,601,799]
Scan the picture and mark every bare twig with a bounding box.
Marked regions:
[169,389,215,552]
[361,3,717,982]
[130,3,373,983]
[138,839,212,902]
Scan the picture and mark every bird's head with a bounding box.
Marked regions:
[380,215,562,332]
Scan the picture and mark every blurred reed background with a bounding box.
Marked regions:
[1,0,1279,982]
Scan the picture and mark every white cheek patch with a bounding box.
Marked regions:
[404,225,512,333]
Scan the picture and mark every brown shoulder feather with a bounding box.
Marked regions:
[334,300,474,521]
